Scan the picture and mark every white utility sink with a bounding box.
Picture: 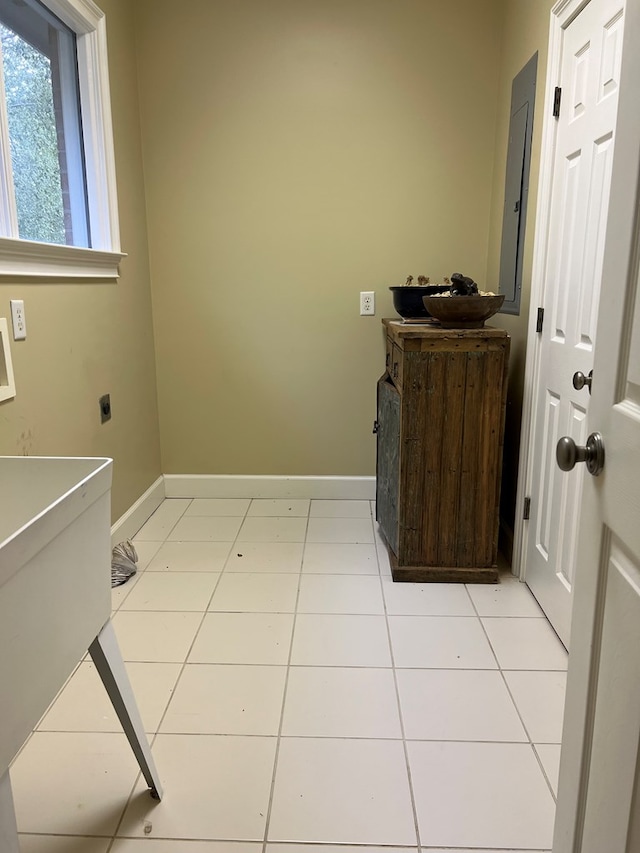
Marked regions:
[0,457,161,851]
[0,456,112,588]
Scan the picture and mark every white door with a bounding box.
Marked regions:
[524,0,625,646]
[552,0,640,847]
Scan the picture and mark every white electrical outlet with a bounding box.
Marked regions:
[10,299,26,340]
[360,291,375,315]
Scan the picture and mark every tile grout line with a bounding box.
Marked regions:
[111,497,195,611]
[110,541,162,613]
[374,515,423,853]
[29,728,563,745]
[20,498,389,848]
[62,499,195,850]
[110,498,299,843]
[466,583,560,803]
[261,505,311,853]
[134,496,194,544]
[20,498,560,849]
[149,498,257,724]
[108,497,254,844]
[20,834,548,852]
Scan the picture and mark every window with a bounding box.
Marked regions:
[0,0,123,277]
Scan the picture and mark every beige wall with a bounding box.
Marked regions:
[134,0,506,476]
[485,0,554,542]
[0,0,559,526]
[0,0,161,521]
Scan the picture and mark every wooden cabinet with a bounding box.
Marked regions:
[376,319,510,583]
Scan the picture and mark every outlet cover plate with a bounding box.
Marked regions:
[360,291,375,315]
[10,300,26,340]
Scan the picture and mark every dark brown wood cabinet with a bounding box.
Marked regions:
[376,319,510,583]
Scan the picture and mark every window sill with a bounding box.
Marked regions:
[0,237,126,280]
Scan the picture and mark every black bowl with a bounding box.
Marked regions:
[389,285,451,319]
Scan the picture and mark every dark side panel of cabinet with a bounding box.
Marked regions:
[376,377,400,555]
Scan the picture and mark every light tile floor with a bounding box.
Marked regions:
[11,498,568,852]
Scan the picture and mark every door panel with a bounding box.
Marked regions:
[577,131,614,348]
[558,403,587,589]
[536,389,560,561]
[600,9,624,97]
[551,152,581,344]
[580,539,640,853]
[552,1,640,848]
[525,0,625,647]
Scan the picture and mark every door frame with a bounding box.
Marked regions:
[513,0,597,584]
[553,0,640,844]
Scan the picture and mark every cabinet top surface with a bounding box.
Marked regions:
[383,318,509,340]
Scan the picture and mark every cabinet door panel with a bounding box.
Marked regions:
[376,377,400,554]
[435,351,468,566]
[405,351,446,565]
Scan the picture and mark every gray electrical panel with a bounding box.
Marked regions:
[498,53,537,316]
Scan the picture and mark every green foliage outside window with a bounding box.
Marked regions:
[0,23,65,244]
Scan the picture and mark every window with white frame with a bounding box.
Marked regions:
[0,0,123,277]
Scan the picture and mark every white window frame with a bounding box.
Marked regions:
[0,0,125,278]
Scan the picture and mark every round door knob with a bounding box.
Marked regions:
[572,370,593,393]
[556,432,605,476]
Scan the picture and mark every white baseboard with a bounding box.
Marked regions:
[111,476,165,545]
[163,474,376,500]
[111,475,376,545]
